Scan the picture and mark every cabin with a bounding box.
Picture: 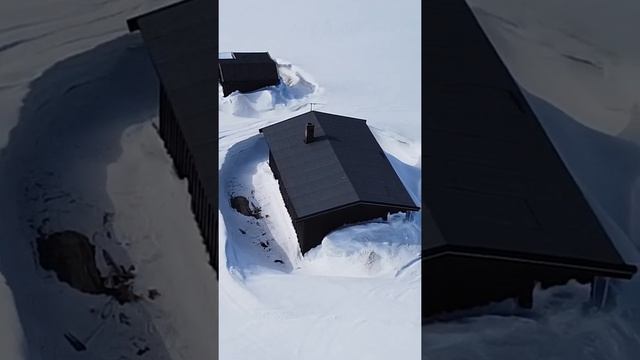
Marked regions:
[423,0,636,317]
[259,111,420,254]
[127,0,218,273]
[218,52,280,96]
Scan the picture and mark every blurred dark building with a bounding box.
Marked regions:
[423,0,636,317]
[127,0,218,273]
[218,52,280,96]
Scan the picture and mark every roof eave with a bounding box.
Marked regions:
[127,17,141,32]
[422,245,637,279]
[126,0,196,33]
[258,111,368,133]
[295,200,420,222]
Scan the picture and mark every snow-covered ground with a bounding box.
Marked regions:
[218,0,421,359]
[420,1,640,359]
[0,1,217,359]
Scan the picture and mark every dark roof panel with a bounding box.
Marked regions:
[129,0,215,123]
[218,52,279,83]
[128,0,217,205]
[128,0,210,35]
[260,111,419,219]
[424,0,635,277]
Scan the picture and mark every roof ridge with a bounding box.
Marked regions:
[127,0,198,31]
[323,115,414,206]
[315,113,361,205]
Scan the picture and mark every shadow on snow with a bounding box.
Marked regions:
[0,34,174,359]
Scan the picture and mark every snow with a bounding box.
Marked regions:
[0,0,216,359]
[0,273,26,360]
[106,122,218,359]
[219,0,421,359]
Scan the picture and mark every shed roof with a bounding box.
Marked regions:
[260,111,419,220]
[218,52,279,83]
[423,0,636,278]
[127,0,216,200]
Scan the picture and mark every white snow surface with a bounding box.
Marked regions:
[219,0,422,359]
[0,0,217,359]
[469,0,640,138]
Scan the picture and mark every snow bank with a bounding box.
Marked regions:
[301,213,421,278]
[469,0,640,138]
[0,274,26,360]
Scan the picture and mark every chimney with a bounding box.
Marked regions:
[304,122,314,143]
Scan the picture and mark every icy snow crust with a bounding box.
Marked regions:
[219,0,422,359]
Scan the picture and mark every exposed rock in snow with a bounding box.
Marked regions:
[37,230,105,294]
[229,195,262,219]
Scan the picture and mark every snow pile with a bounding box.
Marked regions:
[301,213,421,278]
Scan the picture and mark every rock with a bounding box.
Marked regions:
[136,346,150,356]
[106,283,141,305]
[37,231,105,294]
[37,230,141,304]
[148,289,161,300]
[230,196,262,219]
[63,332,87,352]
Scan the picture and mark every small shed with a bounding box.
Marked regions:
[423,0,636,317]
[218,52,280,96]
[259,111,420,253]
[127,0,218,273]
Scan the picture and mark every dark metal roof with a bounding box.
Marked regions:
[218,52,279,83]
[127,0,216,201]
[259,111,419,220]
[424,0,636,278]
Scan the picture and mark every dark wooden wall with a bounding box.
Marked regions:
[159,86,218,273]
[423,254,595,318]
